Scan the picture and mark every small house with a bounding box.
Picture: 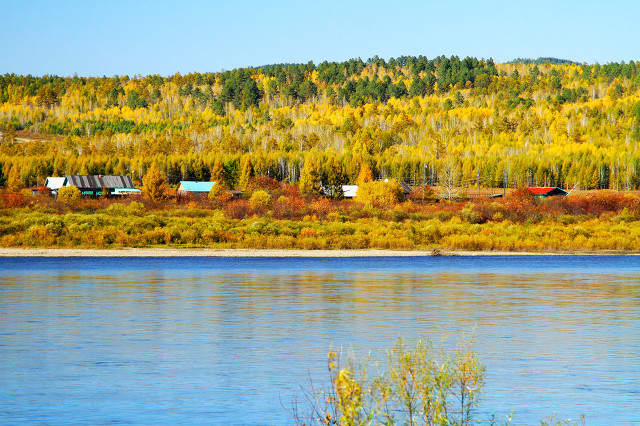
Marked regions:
[65,175,138,196]
[526,187,568,198]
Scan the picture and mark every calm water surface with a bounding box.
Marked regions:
[1,256,639,425]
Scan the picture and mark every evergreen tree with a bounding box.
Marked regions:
[242,79,260,109]
[323,157,347,199]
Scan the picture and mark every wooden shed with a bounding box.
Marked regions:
[399,181,413,197]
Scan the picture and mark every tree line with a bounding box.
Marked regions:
[1,56,640,192]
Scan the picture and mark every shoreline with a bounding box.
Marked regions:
[0,247,639,257]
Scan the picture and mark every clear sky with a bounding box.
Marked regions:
[3,0,639,77]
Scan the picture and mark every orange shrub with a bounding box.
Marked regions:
[309,198,335,218]
[299,227,317,238]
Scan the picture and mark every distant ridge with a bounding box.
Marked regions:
[509,57,578,65]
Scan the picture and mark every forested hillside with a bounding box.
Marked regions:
[1,55,640,192]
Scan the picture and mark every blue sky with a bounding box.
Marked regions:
[3,0,639,77]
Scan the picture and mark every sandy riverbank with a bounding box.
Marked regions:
[0,247,638,257]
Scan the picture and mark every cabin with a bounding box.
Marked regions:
[64,175,140,196]
[526,187,569,198]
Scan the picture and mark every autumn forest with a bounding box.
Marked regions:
[1,55,640,251]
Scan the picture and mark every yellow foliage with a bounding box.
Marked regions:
[249,190,272,211]
[58,185,81,205]
[357,180,403,207]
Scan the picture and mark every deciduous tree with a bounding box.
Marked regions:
[356,162,374,186]
[357,179,403,206]
[142,164,168,202]
[299,155,321,197]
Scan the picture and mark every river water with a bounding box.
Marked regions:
[1,256,639,425]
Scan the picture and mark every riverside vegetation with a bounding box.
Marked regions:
[0,184,639,251]
[1,56,640,251]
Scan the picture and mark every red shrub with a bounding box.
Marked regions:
[282,184,300,198]
[0,193,29,208]
[225,199,251,219]
[501,189,541,222]
[273,195,306,219]
[581,191,639,215]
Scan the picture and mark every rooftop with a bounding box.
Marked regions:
[178,181,216,193]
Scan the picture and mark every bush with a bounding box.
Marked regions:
[225,199,251,219]
[246,176,281,192]
[0,193,28,208]
[105,203,128,216]
[273,195,306,219]
[249,190,272,212]
[459,206,486,224]
[127,201,145,216]
[201,226,227,244]
[310,198,334,218]
[58,186,81,205]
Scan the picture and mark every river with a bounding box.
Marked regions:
[1,256,639,424]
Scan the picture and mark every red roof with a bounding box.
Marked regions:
[527,187,556,195]
[526,187,568,196]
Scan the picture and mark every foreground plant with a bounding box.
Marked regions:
[292,337,485,425]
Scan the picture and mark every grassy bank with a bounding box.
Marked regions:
[1,189,640,252]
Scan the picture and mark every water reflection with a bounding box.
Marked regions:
[1,257,639,424]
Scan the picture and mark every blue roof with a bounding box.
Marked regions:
[179,181,216,193]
